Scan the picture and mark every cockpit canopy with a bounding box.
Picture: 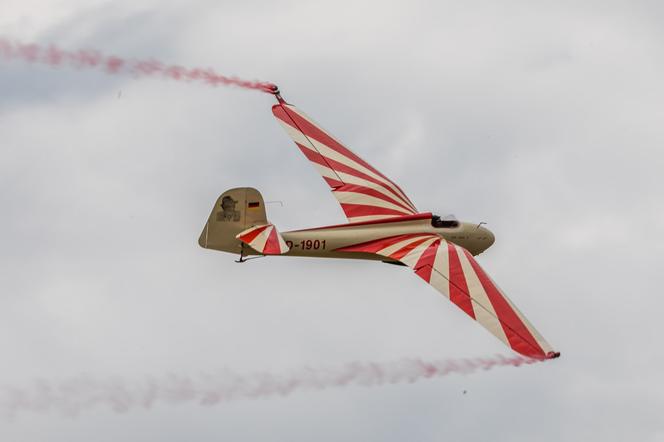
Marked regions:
[431,214,459,228]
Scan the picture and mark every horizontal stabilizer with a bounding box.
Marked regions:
[236,224,290,255]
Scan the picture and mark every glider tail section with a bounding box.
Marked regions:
[199,187,270,254]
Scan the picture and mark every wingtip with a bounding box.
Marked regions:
[261,83,285,103]
[546,351,561,359]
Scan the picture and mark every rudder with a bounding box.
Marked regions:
[198,187,268,254]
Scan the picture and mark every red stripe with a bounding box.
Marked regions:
[463,250,545,358]
[297,142,415,211]
[262,228,281,254]
[447,244,476,319]
[413,239,441,282]
[415,266,434,285]
[340,204,408,218]
[335,184,416,214]
[324,177,344,188]
[292,212,432,232]
[296,143,330,171]
[335,234,424,253]
[239,225,270,244]
[389,236,433,261]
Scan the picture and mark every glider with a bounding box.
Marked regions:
[199,89,559,360]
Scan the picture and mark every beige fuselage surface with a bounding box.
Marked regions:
[281,217,494,261]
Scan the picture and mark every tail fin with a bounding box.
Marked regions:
[199,187,269,254]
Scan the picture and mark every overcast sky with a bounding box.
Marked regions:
[1,1,663,441]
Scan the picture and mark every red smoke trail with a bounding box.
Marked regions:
[0,38,277,94]
[0,355,543,418]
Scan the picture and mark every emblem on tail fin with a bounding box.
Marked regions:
[217,196,241,222]
[199,187,269,253]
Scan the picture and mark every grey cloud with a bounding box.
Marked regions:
[1,1,663,441]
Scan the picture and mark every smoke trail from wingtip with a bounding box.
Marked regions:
[0,38,277,93]
[0,355,544,419]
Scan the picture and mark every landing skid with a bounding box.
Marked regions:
[235,246,265,263]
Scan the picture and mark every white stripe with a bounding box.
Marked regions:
[276,231,289,253]
[456,245,510,347]
[429,269,450,300]
[334,191,413,214]
[250,226,273,252]
[432,238,450,280]
[312,162,340,182]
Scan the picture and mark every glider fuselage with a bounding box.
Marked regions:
[199,189,494,261]
[277,213,494,261]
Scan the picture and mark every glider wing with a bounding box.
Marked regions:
[337,234,558,359]
[272,103,418,223]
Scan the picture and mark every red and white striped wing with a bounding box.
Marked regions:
[236,224,289,255]
[337,235,558,359]
[272,103,418,223]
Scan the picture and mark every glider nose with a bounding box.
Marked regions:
[468,225,495,255]
[479,226,495,249]
[485,227,495,247]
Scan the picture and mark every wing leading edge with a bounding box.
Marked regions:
[337,234,559,359]
[272,103,418,223]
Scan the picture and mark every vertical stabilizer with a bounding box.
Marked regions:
[199,187,268,254]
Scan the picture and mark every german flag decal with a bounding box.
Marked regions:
[248,201,260,209]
